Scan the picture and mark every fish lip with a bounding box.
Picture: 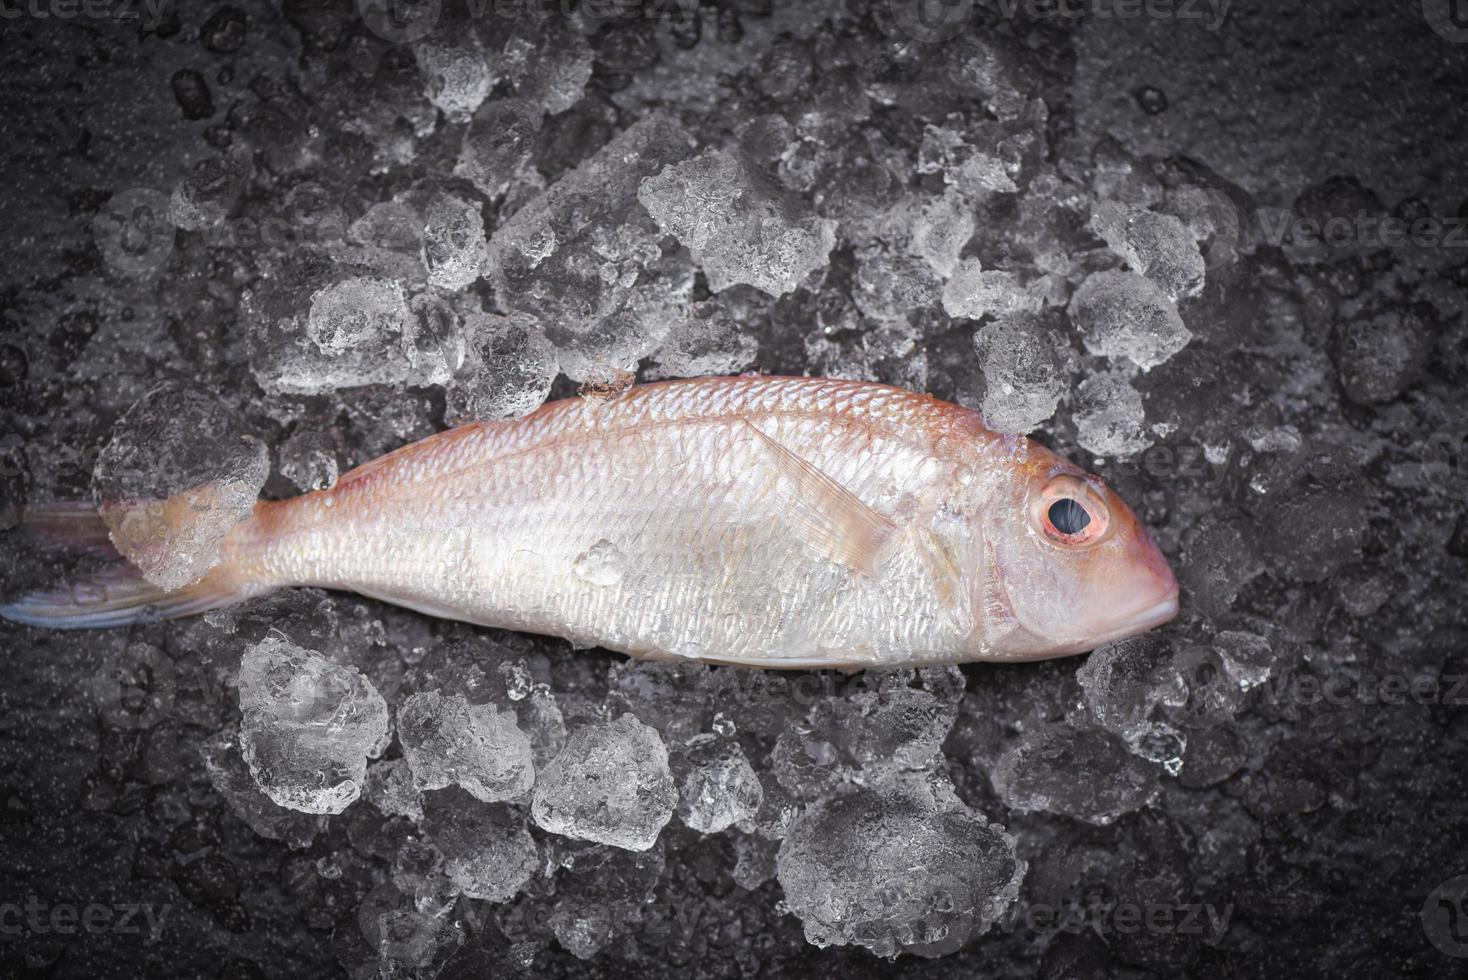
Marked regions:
[1092,591,1180,646]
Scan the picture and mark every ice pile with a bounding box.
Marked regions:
[776,772,1024,959]
[92,383,269,590]
[236,636,390,815]
[638,149,838,296]
[397,691,535,802]
[531,713,677,851]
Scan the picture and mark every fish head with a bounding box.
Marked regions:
[979,447,1179,659]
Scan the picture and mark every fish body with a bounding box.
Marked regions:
[3,376,1179,668]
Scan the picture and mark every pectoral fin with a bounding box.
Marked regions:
[743,421,896,575]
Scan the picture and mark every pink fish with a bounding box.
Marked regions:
[2,376,1178,667]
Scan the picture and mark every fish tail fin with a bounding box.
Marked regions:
[2,499,273,630]
[0,564,248,629]
[14,501,122,559]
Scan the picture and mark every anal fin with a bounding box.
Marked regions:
[743,421,897,576]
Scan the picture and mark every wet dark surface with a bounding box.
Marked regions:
[2,1,1467,977]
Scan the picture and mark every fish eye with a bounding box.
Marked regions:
[1033,475,1111,547]
[1048,498,1091,535]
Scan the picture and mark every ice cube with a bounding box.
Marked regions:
[1088,201,1206,301]
[421,192,488,291]
[364,759,424,821]
[909,189,976,277]
[531,713,677,851]
[989,724,1159,825]
[973,312,1068,434]
[255,274,448,394]
[397,691,535,803]
[1069,269,1192,370]
[775,772,1024,958]
[237,636,390,815]
[414,33,494,121]
[499,19,592,115]
[168,149,249,231]
[646,308,758,379]
[456,98,543,200]
[307,277,410,354]
[92,383,269,590]
[942,259,1043,321]
[674,737,763,834]
[422,788,538,903]
[443,314,558,424]
[537,840,666,959]
[637,148,837,296]
[201,729,324,847]
[1073,369,1153,457]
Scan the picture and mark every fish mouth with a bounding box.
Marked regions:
[1091,592,1180,646]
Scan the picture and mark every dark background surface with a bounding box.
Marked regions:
[2,0,1468,977]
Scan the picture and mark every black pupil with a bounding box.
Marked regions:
[1048,498,1091,535]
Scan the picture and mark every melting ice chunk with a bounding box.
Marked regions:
[397,691,535,803]
[674,737,763,834]
[414,33,494,121]
[990,724,1159,825]
[1073,369,1153,457]
[972,312,1067,434]
[1069,269,1191,371]
[423,788,538,903]
[456,98,543,200]
[531,713,677,851]
[1088,200,1206,300]
[421,193,488,291]
[93,383,269,590]
[237,636,390,815]
[775,773,1024,959]
[443,314,558,423]
[942,259,1042,321]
